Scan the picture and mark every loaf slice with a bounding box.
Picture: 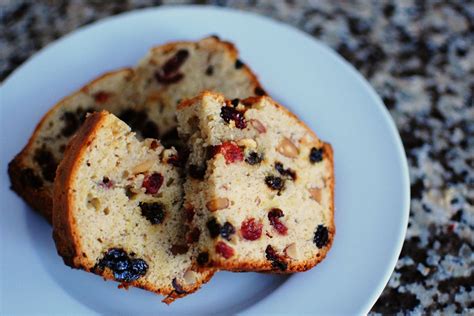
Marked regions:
[134,35,265,137]
[7,69,158,222]
[9,36,264,222]
[177,91,335,273]
[53,111,213,303]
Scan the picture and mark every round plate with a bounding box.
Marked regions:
[0,5,409,315]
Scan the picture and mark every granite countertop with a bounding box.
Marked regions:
[1,0,473,314]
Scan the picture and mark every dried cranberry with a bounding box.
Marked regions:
[189,164,206,180]
[265,176,284,191]
[220,106,247,129]
[275,162,296,180]
[235,59,244,69]
[313,225,329,248]
[155,49,189,84]
[142,173,164,194]
[184,205,195,222]
[245,151,263,165]
[206,218,221,239]
[213,142,243,164]
[172,278,187,294]
[309,147,324,163]
[240,218,263,241]
[139,202,165,224]
[170,244,189,255]
[95,248,148,282]
[215,241,234,259]
[100,176,114,189]
[268,208,288,235]
[220,222,235,241]
[187,227,201,244]
[197,252,209,265]
[265,245,287,271]
[93,91,110,103]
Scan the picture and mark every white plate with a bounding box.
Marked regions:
[0,5,410,315]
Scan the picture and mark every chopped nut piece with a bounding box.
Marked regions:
[309,188,322,203]
[285,243,298,259]
[183,270,197,285]
[132,160,155,174]
[250,119,266,133]
[206,198,230,211]
[277,137,299,158]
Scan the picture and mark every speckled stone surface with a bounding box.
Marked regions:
[1,0,473,313]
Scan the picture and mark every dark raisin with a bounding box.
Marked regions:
[268,208,288,235]
[187,227,201,244]
[170,244,189,255]
[197,252,209,265]
[220,106,247,129]
[33,147,58,182]
[205,65,214,76]
[206,218,221,238]
[254,86,266,96]
[265,176,284,191]
[235,59,244,69]
[240,218,263,241]
[184,205,194,222]
[189,164,206,180]
[220,222,235,241]
[18,168,43,189]
[155,49,189,84]
[172,278,187,294]
[231,98,240,107]
[138,202,165,224]
[100,176,113,189]
[265,245,287,271]
[119,109,159,139]
[95,248,148,282]
[245,151,263,165]
[309,147,324,163]
[215,241,234,258]
[275,162,296,180]
[313,225,329,248]
[60,107,93,137]
[160,128,179,149]
[142,173,164,194]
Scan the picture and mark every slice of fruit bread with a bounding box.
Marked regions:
[9,36,264,223]
[177,91,335,273]
[53,111,213,303]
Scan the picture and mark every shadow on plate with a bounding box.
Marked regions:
[25,205,289,314]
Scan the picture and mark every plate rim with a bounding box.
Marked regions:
[0,5,410,315]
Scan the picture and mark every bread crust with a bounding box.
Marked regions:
[8,69,134,223]
[52,111,214,303]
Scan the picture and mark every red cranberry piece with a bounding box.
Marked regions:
[93,91,110,103]
[184,205,195,222]
[215,241,234,259]
[240,218,263,241]
[213,142,243,164]
[142,173,163,194]
[187,227,201,244]
[268,208,288,235]
[220,106,247,129]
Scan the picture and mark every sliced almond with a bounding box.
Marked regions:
[183,270,197,285]
[237,138,257,149]
[309,188,322,204]
[206,197,230,212]
[300,132,317,145]
[250,119,266,133]
[285,243,298,259]
[277,137,299,158]
[131,160,155,174]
